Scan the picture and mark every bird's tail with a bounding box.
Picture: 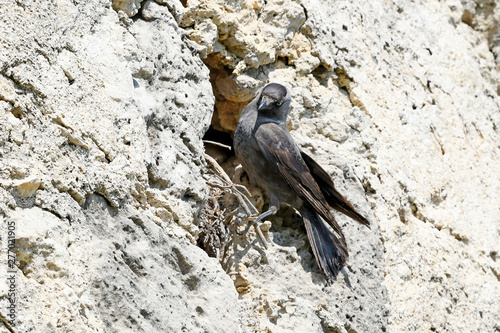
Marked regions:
[302,207,348,279]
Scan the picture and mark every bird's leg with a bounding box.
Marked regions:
[257,192,280,221]
[253,205,278,222]
[237,193,279,236]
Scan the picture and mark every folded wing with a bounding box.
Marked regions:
[254,122,345,238]
[301,151,370,228]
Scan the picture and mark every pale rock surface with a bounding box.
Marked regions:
[183,0,500,332]
[0,0,499,333]
[0,0,236,332]
[112,0,144,17]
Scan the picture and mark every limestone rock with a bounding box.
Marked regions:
[2,196,238,332]
[112,0,144,17]
[184,0,500,332]
[0,1,229,332]
[1,0,499,332]
[14,176,41,199]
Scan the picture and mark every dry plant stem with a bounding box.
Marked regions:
[204,154,269,249]
[203,140,232,150]
[207,178,257,216]
[218,214,235,266]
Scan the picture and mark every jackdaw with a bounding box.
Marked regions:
[233,82,370,279]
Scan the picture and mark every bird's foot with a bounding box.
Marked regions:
[235,214,260,236]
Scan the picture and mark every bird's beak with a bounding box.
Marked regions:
[258,96,272,111]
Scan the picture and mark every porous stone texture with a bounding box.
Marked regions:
[0,0,236,332]
[182,0,500,332]
[0,0,499,333]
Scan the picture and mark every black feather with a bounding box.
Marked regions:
[302,207,348,278]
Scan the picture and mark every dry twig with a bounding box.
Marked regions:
[204,154,268,250]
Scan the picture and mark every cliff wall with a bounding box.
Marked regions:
[0,0,499,332]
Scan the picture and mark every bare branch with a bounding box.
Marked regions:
[204,154,268,249]
[203,140,232,150]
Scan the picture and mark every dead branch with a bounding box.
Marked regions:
[204,154,268,249]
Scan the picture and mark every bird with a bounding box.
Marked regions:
[233,82,370,279]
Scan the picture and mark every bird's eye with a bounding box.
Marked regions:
[276,100,283,106]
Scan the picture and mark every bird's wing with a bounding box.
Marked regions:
[301,151,370,228]
[302,206,348,278]
[254,122,344,237]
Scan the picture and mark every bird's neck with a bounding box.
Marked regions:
[256,116,285,125]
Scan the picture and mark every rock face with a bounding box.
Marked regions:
[1,1,235,332]
[0,0,499,333]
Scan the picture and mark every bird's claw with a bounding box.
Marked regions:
[235,214,260,236]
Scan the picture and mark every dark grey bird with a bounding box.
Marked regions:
[233,82,370,279]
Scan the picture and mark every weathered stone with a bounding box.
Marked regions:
[1,0,499,332]
[14,176,41,199]
[0,0,227,332]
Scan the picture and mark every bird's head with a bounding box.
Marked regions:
[257,83,291,123]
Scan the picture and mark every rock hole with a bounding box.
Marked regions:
[11,106,24,119]
[461,10,474,27]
